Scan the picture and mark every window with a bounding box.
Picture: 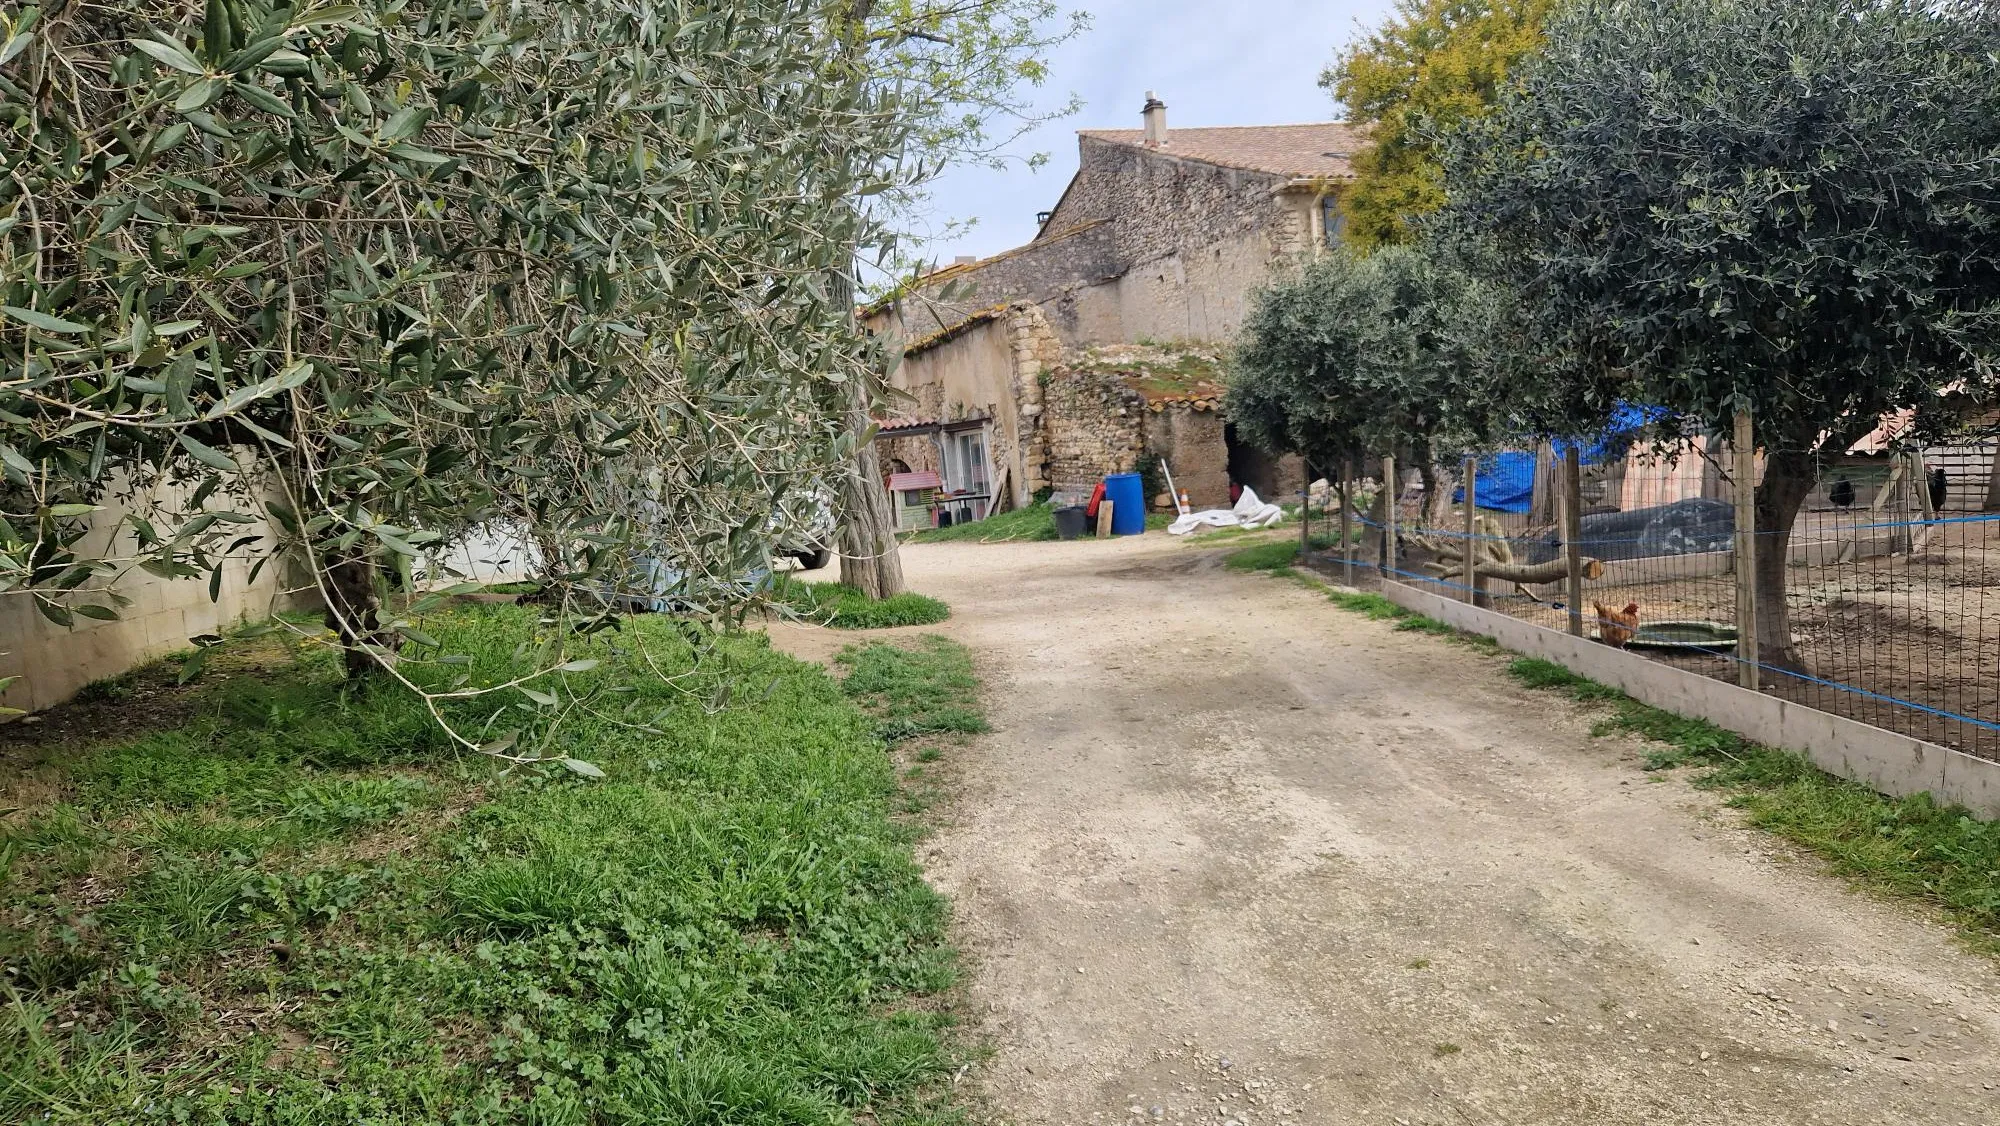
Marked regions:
[952,431,989,493]
[1321,196,1347,248]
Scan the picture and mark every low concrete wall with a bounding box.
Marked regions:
[0,473,307,713]
[1379,578,2000,818]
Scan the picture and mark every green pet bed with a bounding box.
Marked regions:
[1623,619,1739,653]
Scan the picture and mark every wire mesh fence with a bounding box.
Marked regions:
[1325,432,2000,763]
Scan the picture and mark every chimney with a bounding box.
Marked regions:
[1142,91,1167,148]
[953,255,977,266]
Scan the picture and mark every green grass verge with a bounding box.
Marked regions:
[1504,658,2000,953]
[836,636,990,743]
[1220,533,1366,575]
[772,579,951,629]
[902,502,1175,545]
[0,607,974,1124]
[902,503,1057,544]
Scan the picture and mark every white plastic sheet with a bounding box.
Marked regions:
[1167,486,1285,536]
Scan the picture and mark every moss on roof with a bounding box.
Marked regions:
[1065,343,1228,402]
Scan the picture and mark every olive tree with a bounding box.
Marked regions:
[1,0,913,753]
[1439,0,2000,665]
[1229,244,1509,519]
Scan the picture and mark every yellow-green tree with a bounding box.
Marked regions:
[1323,0,1554,250]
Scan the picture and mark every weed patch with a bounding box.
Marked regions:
[1224,541,1302,572]
[1505,658,2000,953]
[0,607,969,1124]
[1220,533,1355,574]
[837,635,989,742]
[773,579,951,629]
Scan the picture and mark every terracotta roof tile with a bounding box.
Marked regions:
[1077,122,1367,180]
[888,471,943,492]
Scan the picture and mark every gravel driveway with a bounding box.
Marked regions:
[775,534,2000,1126]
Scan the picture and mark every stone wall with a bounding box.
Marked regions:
[1044,138,1306,267]
[869,136,1325,351]
[869,221,1124,344]
[1039,368,1145,493]
[884,304,1063,507]
[1142,404,1230,509]
[878,432,941,478]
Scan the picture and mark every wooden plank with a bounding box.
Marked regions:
[1733,410,1759,691]
[1910,450,1939,552]
[1563,445,1585,638]
[1341,457,1355,585]
[1462,455,1480,606]
[1096,499,1114,539]
[1382,455,1398,581]
[1529,441,1559,526]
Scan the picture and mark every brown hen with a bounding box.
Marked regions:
[1593,601,1641,647]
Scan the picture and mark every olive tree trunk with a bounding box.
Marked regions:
[323,551,397,680]
[835,374,906,599]
[1748,445,1817,671]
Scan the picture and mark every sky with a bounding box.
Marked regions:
[909,0,1400,266]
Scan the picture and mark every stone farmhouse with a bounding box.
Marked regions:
[866,94,1363,521]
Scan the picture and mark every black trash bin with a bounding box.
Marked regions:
[1053,505,1089,540]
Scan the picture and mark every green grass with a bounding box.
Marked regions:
[902,503,1057,544]
[478,580,542,595]
[1222,540,1304,573]
[902,502,1174,545]
[1220,532,1363,574]
[0,606,974,1124]
[836,636,990,743]
[773,579,951,629]
[1505,657,2000,954]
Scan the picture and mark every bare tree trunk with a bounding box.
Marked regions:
[835,375,906,599]
[825,202,906,600]
[323,551,397,679]
[1750,446,1816,671]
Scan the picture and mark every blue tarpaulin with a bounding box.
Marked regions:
[1454,404,1665,513]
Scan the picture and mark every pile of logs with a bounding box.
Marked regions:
[1412,515,1606,590]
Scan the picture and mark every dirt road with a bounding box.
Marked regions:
[776,535,2000,1126]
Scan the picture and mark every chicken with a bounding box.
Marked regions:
[1593,600,1641,648]
[1828,477,1855,509]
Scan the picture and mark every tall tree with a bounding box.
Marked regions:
[1229,244,1506,514]
[1439,0,2000,666]
[2,0,913,748]
[828,0,1084,598]
[1323,0,1554,251]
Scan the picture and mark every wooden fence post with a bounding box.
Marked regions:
[1563,445,1585,638]
[1733,409,1759,690]
[1341,457,1355,585]
[1382,454,1398,581]
[1300,461,1311,554]
[1462,455,1479,605]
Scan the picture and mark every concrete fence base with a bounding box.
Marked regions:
[1379,578,2000,819]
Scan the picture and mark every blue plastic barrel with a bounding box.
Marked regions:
[1104,472,1146,535]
